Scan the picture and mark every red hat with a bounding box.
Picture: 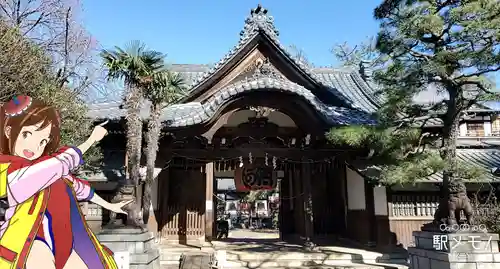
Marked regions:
[4,95,32,117]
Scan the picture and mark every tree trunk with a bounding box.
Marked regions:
[123,85,144,226]
[440,115,459,198]
[126,85,143,186]
[426,94,474,230]
[142,104,162,224]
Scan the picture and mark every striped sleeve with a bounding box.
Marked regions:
[6,146,83,204]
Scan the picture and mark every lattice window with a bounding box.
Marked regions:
[466,122,485,136]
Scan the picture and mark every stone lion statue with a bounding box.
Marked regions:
[424,180,474,232]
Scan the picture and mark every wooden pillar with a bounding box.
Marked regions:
[301,161,314,246]
[338,161,348,236]
[293,166,304,236]
[205,162,214,242]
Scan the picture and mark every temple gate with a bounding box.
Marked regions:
[90,5,383,247]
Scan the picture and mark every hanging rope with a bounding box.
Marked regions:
[170,151,335,164]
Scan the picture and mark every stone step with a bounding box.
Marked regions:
[159,245,206,264]
[160,250,406,261]
[160,257,407,268]
[219,260,407,268]
[161,263,408,269]
[158,247,408,268]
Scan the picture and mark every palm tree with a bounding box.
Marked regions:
[142,70,186,223]
[101,41,165,226]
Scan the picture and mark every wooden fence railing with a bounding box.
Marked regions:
[80,202,103,232]
[79,203,204,240]
[157,206,204,241]
[389,194,495,218]
[388,194,497,248]
[389,195,439,217]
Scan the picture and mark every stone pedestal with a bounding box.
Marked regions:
[409,231,500,269]
[97,227,160,269]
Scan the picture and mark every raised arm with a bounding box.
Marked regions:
[7,146,83,204]
[68,175,132,214]
[6,120,108,205]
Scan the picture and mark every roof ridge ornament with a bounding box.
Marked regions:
[249,58,285,80]
[359,60,373,81]
[240,4,279,41]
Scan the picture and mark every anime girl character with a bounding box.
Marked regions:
[0,95,132,269]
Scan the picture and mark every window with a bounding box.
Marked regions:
[466,122,485,136]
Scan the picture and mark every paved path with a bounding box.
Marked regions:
[228,228,280,240]
[160,229,409,269]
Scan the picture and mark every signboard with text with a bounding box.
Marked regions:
[234,165,276,191]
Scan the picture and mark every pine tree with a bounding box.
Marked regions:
[328,0,500,226]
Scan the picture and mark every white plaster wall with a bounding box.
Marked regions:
[373,186,388,216]
[484,121,492,136]
[459,122,467,136]
[346,168,366,210]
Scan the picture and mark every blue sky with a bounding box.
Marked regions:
[81,0,498,88]
[81,0,381,67]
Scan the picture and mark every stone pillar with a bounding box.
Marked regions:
[409,231,500,269]
[204,162,215,243]
[98,227,160,269]
[301,161,315,248]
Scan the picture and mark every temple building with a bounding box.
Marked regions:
[85,5,500,248]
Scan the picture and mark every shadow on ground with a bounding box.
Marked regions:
[210,235,408,269]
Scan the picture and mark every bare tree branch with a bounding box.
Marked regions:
[0,0,110,102]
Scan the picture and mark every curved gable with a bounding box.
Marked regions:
[178,5,354,108]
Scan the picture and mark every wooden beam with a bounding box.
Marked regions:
[215,125,302,137]
[201,109,238,142]
[164,148,356,161]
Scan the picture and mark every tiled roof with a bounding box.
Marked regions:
[425,149,500,182]
[350,148,500,183]
[313,67,379,113]
[171,64,379,112]
[87,4,499,129]
[87,5,379,127]
[88,76,376,127]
